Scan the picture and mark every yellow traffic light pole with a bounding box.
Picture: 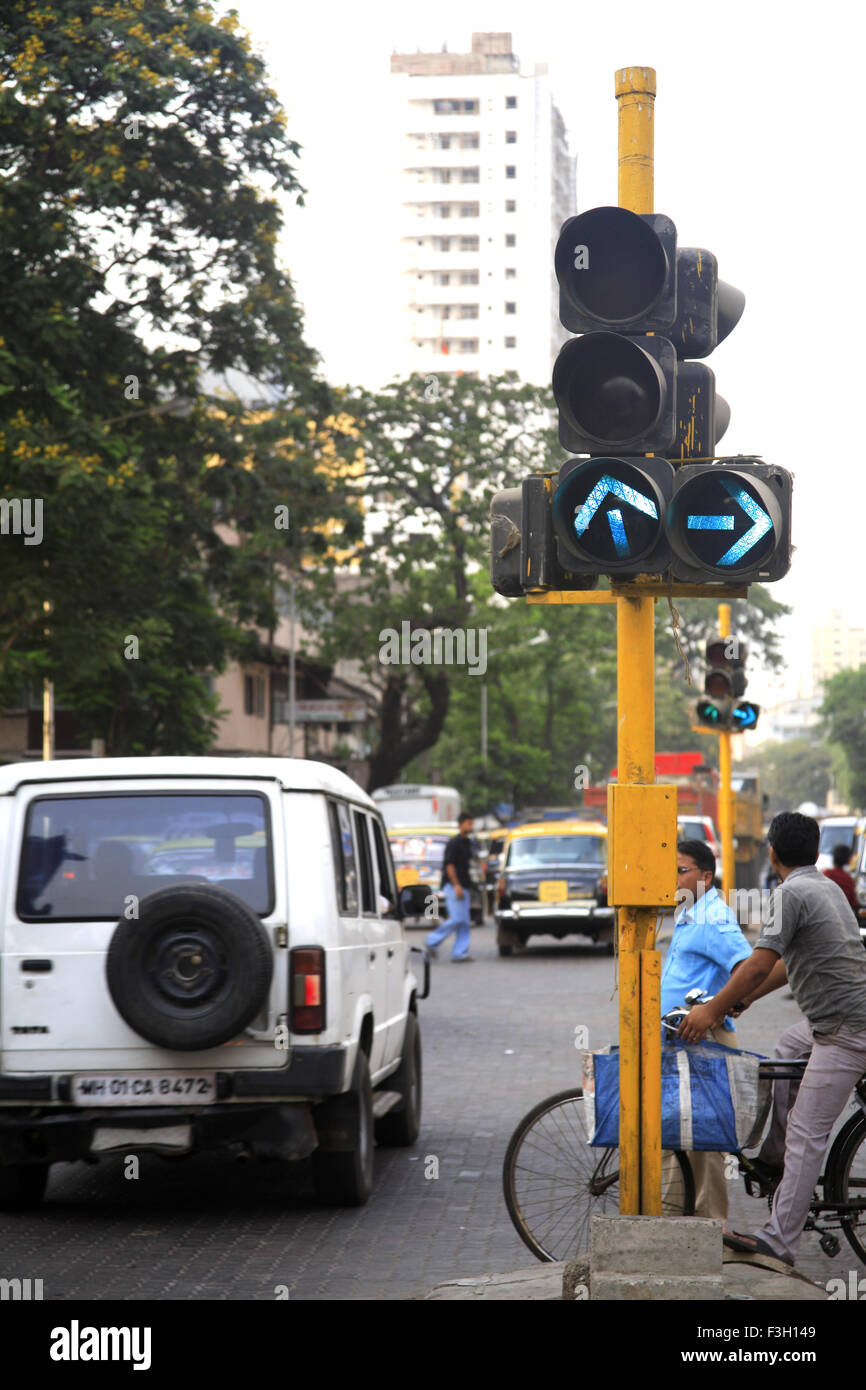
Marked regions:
[717,602,736,896]
[528,70,749,1214]
[612,67,662,1215]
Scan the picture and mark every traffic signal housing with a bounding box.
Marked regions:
[490,478,598,597]
[551,456,674,577]
[667,460,793,584]
[552,206,743,462]
[696,634,761,731]
[705,636,746,699]
[489,203,792,595]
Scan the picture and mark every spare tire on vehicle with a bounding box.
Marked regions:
[106,885,273,1052]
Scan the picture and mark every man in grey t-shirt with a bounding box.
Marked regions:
[676,811,866,1267]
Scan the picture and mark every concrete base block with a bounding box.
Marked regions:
[562,1257,591,1300]
[591,1213,722,1275]
[592,1273,725,1301]
[421,1265,566,1300]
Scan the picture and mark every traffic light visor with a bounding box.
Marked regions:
[555,207,669,323]
[552,457,668,570]
[553,333,665,446]
[669,470,782,576]
[705,671,733,699]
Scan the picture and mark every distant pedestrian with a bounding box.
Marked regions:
[425,813,475,962]
[823,842,859,919]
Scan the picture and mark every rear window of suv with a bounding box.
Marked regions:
[18,793,272,920]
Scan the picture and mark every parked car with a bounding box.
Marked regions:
[0,757,428,1211]
[816,816,865,873]
[676,815,722,868]
[494,820,613,956]
[387,825,484,926]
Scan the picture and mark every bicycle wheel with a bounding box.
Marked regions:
[502,1087,695,1263]
[823,1111,866,1266]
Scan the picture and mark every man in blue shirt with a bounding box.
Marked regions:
[661,840,752,1219]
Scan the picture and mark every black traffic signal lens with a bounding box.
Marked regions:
[555,207,668,322]
[553,458,665,569]
[669,471,779,576]
[554,333,664,445]
[705,672,732,699]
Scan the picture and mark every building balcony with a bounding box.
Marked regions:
[403,146,483,166]
[408,284,482,305]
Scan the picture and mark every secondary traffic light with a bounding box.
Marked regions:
[696,634,761,731]
[705,636,746,699]
[697,635,734,728]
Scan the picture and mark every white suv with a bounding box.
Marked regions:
[0,757,427,1209]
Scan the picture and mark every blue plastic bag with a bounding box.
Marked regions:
[582,1041,770,1152]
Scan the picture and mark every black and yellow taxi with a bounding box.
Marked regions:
[494,819,612,956]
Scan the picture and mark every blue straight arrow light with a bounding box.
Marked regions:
[687,515,734,531]
[607,508,628,557]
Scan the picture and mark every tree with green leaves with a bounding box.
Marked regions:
[821,666,866,809]
[749,737,837,816]
[0,0,357,753]
[307,371,558,789]
[305,362,792,799]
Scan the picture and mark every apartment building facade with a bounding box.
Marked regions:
[810,609,866,698]
[389,32,577,387]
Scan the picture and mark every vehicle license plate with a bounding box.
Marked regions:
[538,880,568,902]
[72,1072,216,1105]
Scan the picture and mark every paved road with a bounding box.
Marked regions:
[0,920,860,1299]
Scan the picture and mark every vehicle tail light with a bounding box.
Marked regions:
[291,947,325,1034]
[597,873,608,904]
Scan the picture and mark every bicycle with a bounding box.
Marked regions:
[502,992,866,1265]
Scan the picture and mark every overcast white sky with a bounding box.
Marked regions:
[225,0,865,702]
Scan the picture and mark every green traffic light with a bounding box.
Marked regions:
[696,698,731,728]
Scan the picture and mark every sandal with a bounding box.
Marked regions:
[722,1229,794,1267]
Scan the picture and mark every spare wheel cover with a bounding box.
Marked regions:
[105,884,273,1052]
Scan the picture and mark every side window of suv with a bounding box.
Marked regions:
[371,817,398,916]
[353,809,377,917]
[329,801,359,915]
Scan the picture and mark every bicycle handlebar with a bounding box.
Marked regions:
[661,988,716,1035]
